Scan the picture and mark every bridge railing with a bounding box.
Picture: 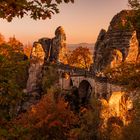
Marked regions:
[51,62,112,84]
[55,62,94,77]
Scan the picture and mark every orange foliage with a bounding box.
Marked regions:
[10,92,79,139]
[0,33,5,45]
[8,36,24,52]
[67,46,93,69]
[23,44,32,58]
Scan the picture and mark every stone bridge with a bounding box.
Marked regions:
[56,63,123,103]
[25,11,137,124]
[26,26,127,107]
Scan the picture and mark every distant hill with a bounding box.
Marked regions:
[67,43,94,54]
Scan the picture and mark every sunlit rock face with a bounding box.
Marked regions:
[51,26,67,63]
[109,92,124,116]
[110,49,123,68]
[93,10,139,73]
[26,42,45,93]
[36,26,67,64]
[100,91,133,127]
[26,26,67,94]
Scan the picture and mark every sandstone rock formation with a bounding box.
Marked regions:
[51,26,67,63]
[93,10,139,73]
[36,26,67,63]
[23,26,67,111]
[26,26,67,94]
[26,42,45,93]
[38,38,51,62]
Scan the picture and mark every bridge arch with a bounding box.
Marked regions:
[70,78,73,87]
[78,80,92,105]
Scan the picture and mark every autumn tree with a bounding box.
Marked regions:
[0,36,29,119]
[8,36,24,52]
[23,43,32,58]
[0,0,74,22]
[67,46,93,69]
[0,33,5,45]
[104,62,140,90]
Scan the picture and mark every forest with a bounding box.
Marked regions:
[0,0,140,140]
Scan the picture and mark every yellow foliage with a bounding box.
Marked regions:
[67,46,93,69]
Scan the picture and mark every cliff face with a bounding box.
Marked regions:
[26,26,67,94]
[51,26,67,63]
[26,43,45,93]
[37,26,67,64]
[93,10,139,73]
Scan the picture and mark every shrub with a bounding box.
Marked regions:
[3,88,79,140]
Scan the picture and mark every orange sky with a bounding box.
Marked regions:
[0,0,128,45]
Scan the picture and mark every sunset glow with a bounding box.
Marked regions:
[0,0,128,44]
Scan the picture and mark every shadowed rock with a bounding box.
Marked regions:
[26,26,67,94]
[93,10,139,73]
[38,38,51,62]
[26,42,45,94]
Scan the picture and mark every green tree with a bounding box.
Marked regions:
[0,0,74,22]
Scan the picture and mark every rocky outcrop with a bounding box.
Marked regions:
[93,10,139,73]
[27,43,45,92]
[38,38,51,62]
[22,42,46,112]
[100,91,134,130]
[37,26,67,63]
[26,42,45,93]
[26,26,67,94]
[51,26,67,63]
[22,26,67,111]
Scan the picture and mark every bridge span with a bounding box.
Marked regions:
[55,63,123,103]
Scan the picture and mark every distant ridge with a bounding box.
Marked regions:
[67,43,94,54]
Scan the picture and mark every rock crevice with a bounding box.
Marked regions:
[26,26,67,94]
[93,10,139,73]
